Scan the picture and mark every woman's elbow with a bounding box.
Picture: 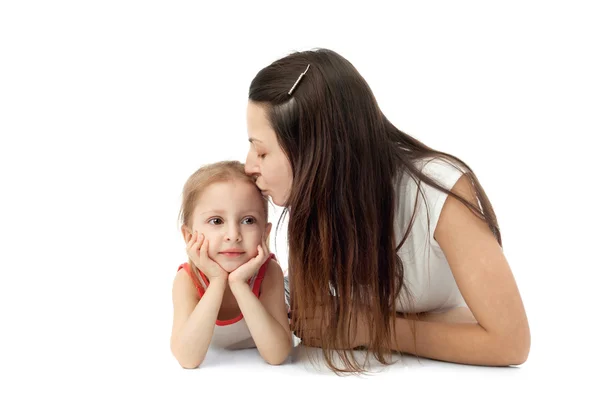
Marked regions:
[510,335,530,365]
[498,326,531,366]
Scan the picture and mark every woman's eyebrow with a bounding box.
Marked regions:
[248,138,263,144]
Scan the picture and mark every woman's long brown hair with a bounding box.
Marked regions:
[249,48,501,373]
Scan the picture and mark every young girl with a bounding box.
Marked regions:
[170,160,292,368]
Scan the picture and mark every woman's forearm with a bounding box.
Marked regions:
[171,278,227,368]
[230,282,292,365]
[389,314,529,366]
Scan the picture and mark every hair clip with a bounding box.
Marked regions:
[288,64,311,95]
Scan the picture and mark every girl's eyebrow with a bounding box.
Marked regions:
[198,210,262,216]
[198,210,225,216]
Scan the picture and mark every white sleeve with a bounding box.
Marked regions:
[417,158,467,249]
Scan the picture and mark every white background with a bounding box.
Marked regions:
[1,1,598,398]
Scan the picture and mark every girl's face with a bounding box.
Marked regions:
[187,179,271,273]
[244,101,293,207]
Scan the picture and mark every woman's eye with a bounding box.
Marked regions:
[242,217,256,224]
[208,218,223,225]
[258,153,266,159]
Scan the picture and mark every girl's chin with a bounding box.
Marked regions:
[221,265,241,273]
[217,258,249,273]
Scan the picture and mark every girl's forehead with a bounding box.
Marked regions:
[194,180,267,217]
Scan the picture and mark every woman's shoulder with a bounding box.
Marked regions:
[394,156,469,238]
[395,156,467,203]
[402,156,467,189]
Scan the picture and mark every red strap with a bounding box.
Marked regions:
[251,253,275,297]
[177,263,205,297]
[176,253,276,300]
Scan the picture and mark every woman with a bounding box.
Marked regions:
[244,48,530,373]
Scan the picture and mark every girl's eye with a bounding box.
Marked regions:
[208,218,223,225]
[242,217,256,225]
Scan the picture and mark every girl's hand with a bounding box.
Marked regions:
[186,231,228,282]
[228,239,269,285]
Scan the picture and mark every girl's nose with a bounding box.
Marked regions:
[224,225,242,242]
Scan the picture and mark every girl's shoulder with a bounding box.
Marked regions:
[257,255,284,293]
[174,263,204,298]
[254,253,279,285]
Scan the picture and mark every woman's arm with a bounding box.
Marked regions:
[230,260,292,365]
[388,175,530,366]
[170,270,227,369]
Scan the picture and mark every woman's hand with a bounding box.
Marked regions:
[228,239,269,285]
[186,231,228,282]
[291,301,370,350]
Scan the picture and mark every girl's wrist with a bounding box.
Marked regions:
[206,276,228,290]
[228,279,250,293]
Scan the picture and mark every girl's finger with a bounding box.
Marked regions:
[199,237,209,259]
[190,233,201,255]
[196,232,204,249]
[186,231,196,250]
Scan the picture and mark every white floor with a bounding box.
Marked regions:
[89,350,600,398]
[4,333,589,399]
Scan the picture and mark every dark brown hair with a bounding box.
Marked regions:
[248,48,500,373]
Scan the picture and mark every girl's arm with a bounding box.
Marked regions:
[384,175,530,366]
[230,260,292,365]
[170,271,227,368]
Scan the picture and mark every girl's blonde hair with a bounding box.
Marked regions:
[178,160,270,287]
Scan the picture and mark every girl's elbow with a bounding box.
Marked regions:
[179,359,203,369]
[263,342,292,365]
[264,353,289,366]
[174,352,205,369]
[171,342,204,369]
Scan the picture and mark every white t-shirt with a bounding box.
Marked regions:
[393,157,468,313]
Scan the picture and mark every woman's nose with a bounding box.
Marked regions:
[244,153,259,176]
